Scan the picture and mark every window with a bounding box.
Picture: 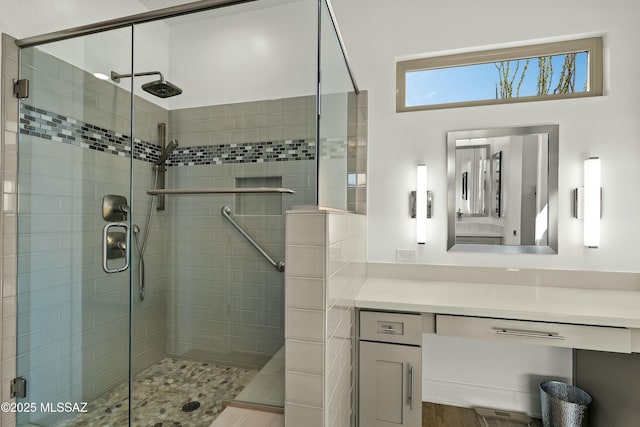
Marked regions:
[396,37,603,112]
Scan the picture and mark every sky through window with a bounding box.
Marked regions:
[405,52,589,107]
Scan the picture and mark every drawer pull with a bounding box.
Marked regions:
[495,328,565,340]
[381,325,399,333]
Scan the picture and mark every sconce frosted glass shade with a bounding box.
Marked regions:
[583,157,600,248]
[416,164,427,244]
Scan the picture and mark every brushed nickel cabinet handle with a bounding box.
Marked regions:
[494,328,565,340]
[407,365,414,410]
[381,325,398,333]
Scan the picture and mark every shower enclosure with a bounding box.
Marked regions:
[11,0,362,425]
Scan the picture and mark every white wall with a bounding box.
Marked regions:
[2,0,319,110]
[331,0,640,271]
[0,1,149,40]
[0,1,173,108]
[167,0,317,109]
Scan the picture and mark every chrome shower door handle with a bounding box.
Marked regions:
[102,222,130,273]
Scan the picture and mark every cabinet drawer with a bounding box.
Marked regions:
[436,315,631,353]
[360,311,422,345]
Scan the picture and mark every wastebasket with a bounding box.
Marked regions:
[540,381,592,427]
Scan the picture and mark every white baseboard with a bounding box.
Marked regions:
[422,379,542,418]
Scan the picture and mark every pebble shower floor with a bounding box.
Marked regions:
[54,357,257,427]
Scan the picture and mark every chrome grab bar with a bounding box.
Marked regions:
[494,328,565,340]
[147,187,295,195]
[102,222,130,273]
[221,206,285,272]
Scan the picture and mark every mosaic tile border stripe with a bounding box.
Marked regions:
[166,140,315,166]
[19,104,163,163]
[18,105,318,166]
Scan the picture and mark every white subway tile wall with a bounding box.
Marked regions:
[285,403,324,427]
[286,340,324,374]
[285,212,327,426]
[285,210,366,427]
[325,213,366,427]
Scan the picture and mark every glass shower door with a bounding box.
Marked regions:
[318,0,362,212]
[16,28,134,426]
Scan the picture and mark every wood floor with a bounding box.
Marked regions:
[422,403,542,427]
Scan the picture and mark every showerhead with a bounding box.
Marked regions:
[142,80,183,98]
[110,70,183,99]
[155,139,179,167]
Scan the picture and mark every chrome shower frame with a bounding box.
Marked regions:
[14,0,359,95]
[15,0,259,48]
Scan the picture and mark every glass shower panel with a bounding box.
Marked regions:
[129,0,317,421]
[318,0,359,211]
[16,28,134,426]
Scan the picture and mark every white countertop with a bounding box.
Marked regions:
[355,278,640,328]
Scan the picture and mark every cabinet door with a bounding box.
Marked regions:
[359,341,421,427]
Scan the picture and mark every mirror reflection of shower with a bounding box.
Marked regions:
[134,129,179,301]
[110,70,183,98]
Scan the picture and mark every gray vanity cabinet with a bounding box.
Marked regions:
[359,311,422,427]
[359,341,422,427]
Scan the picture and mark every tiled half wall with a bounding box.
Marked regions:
[285,209,367,427]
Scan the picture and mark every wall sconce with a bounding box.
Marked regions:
[573,157,601,248]
[410,164,433,244]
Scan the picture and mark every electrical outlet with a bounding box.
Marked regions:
[396,249,416,263]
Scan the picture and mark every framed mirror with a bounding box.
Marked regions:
[447,125,558,254]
